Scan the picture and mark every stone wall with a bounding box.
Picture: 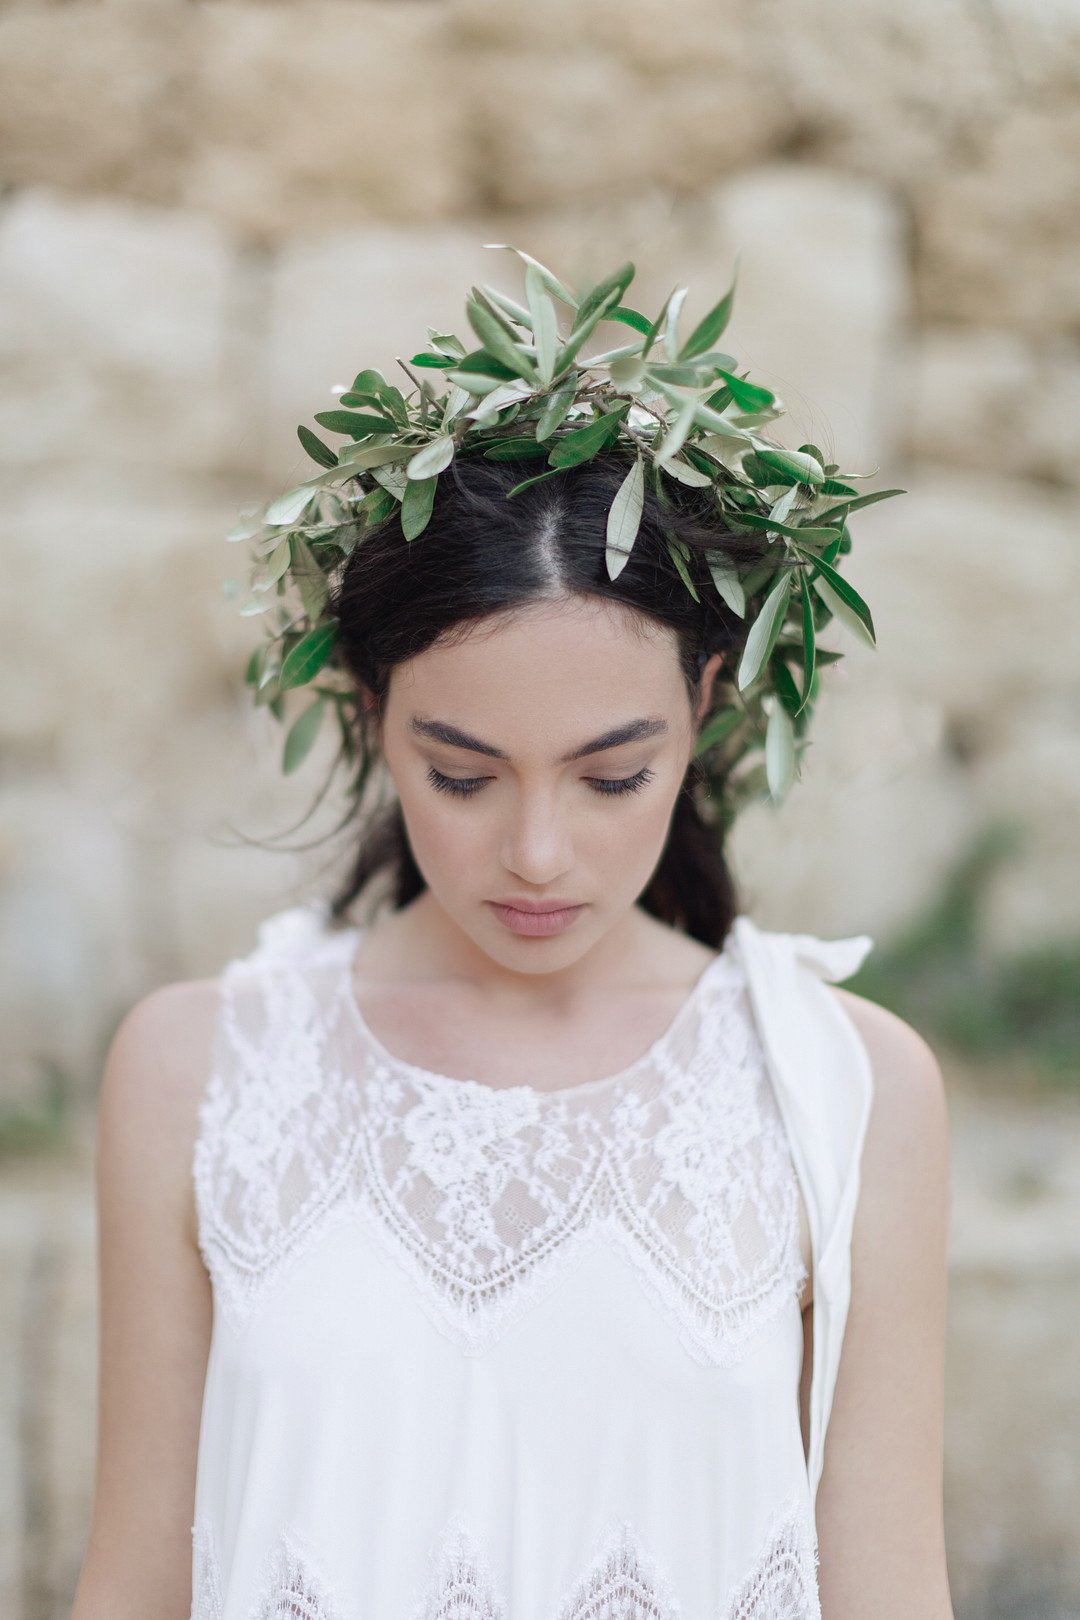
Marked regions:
[1,2,1078,1614]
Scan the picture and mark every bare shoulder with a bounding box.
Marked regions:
[826,983,949,1160]
[98,975,223,1255]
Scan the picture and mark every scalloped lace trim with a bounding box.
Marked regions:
[192,941,808,1363]
[190,1498,819,1618]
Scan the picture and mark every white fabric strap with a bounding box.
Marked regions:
[732,915,875,1509]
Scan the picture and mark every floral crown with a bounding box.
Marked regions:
[225,245,903,841]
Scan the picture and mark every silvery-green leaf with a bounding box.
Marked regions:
[226,513,265,542]
[692,399,758,438]
[607,354,648,391]
[536,382,578,440]
[765,697,796,800]
[706,551,746,616]
[466,291,540,383]
[554,287,623,373]
[426,329,467,358]
[605,455,645,580]
[335,443,415,470]
[697,433,753,468]
[444,368,511,395]
[737,572,793,690]
[769,483,801,524]
[238,596,276,617]
[654,393,699,463]
[290,533,329,619]
[525,263,558,386]
[282,697,325,776]
[406,435,455,480]
[812,575,876,648]
[371,463,409,499]
[666,535,700,601]
[664,286,689,363]
[588,340,647,368]
[482,243,578,307]
[441,384,473,425]
[258,536,292,589]
[401,474,438,540]
[480,283,533,331]
[466,379,535,423]
[661,456,713,487]
[264,486,316,526]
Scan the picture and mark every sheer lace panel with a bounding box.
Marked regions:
[193,942,808,1362]
[191,1501,820,1619]
[252,1525,350,1620]
[406,1518,505,1619]
[723,1498,821,1619]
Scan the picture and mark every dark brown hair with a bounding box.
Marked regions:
[325,446,773,949]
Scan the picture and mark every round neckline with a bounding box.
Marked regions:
[337,926,737,1100]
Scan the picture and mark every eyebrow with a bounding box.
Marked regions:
[408,715,670,763]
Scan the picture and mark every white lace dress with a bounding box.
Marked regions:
[189,904,874,1620]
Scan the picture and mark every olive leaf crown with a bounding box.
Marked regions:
[225,244,903,843]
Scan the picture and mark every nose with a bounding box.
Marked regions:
[499,784,575,886]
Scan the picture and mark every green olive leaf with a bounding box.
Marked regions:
[605,455,645,581]
[765,696,796,801]
[737,572,793,690]
[283,696,325,775]
[279,623,340,689]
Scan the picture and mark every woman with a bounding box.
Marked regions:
[73,259,953,1619]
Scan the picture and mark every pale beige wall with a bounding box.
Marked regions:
[2,4,1078,1616]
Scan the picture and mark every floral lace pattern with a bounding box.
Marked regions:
[190,1499,820,1619]
[193,933,808,1364]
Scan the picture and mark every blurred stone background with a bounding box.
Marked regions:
[1,2,1078,1617]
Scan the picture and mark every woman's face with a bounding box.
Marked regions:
[367,596,723,976]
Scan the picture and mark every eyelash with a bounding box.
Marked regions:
[425,766,657,800]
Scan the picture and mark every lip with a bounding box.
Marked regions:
[490,897,580,913]
[486,900,585,938]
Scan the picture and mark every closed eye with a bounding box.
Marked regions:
[425,766,656,799]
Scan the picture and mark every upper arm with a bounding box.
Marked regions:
[71,978,219,1620]
[814,988,955,1619]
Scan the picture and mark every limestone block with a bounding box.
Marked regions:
[0,0,188,201]
[985,0,1080,97]
[755,0,1009,182]
[964,698,1080,952]
[264,227,524,477]
[0,783,146,1107]
[944,1086,1080,1610]
[0,188,245,475]
[450,0,791,210]
[854,466,1080,708]
[910,328,1080,488]
[38,1173,98,1620]
[181,3,468,237]
[0,468,254,761]
[690,164,911,470]
[915,101,1080,329]
[730,654,976,945]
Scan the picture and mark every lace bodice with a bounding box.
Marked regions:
[193,927,808,1363]
[187,906,875,1620]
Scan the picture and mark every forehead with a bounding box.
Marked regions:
[388,599,685,724]
[388,596,676,696]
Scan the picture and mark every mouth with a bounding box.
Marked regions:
[486,900,585,937]
[490,898,580,914]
